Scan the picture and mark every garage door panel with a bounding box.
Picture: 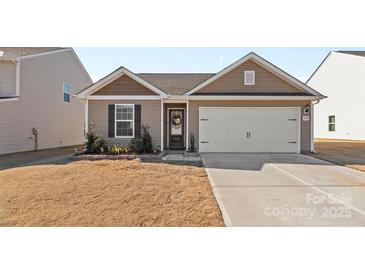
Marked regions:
[199,107,299,153]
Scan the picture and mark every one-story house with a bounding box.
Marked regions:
[77,52,325,153]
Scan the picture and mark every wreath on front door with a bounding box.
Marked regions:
[172,114,182,126]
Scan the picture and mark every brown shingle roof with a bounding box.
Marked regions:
[0,47,66,60]
[337,51,365,57]
[138,73,214,95]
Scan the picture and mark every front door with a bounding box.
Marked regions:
[169,109,184,149]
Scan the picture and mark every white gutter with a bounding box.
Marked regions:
[81,94,326,101]
[176,95,326,101]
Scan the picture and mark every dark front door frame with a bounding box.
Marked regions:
[168,108,185,149]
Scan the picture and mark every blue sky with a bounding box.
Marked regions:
[74,48,365,83]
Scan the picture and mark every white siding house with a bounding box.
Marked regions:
[307,51,365,140]
[0,48,93,155]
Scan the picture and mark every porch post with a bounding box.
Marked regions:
[160,100,164,151]
[186,100,189,151]
[310,102,314,153]
[84,99,88,135]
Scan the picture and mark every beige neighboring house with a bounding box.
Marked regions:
[77,52,325,153]
[0,47,93,155]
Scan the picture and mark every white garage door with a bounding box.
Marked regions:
[199,107,300,153]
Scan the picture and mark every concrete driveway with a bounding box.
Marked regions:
[201,154,365,226]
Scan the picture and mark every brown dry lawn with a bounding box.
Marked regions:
[314,139,365,172]
[0,160,224,226]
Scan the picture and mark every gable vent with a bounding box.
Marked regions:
[244,71,255,85]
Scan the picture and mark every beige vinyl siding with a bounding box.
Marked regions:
[0,61,16,97]
[88,100,161,148]
[0,50,92,155]
[198,60,305,93]
[93,74,157,96]
[188,101,312,152]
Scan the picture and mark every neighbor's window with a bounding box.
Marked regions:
[63,83,71,103]
[115,104,134,137]
[244,70,255,85]
[328,115,335,131]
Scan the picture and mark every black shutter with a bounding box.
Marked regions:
[134,104,142,138]
[108,104,115,138]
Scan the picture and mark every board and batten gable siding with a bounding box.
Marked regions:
[197,60,305,93]
[0,61,16,97]
[0,50,92,155]
[88,100,161,148]
[188,101,312,152]
[93,74,157,96]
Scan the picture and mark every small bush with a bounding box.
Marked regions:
[85,132,106,154]
[129,137,144,154]
[141,125,153,153]
[110,144,128,155]
[128,124,153,154]
[189,133,195,152]
[85,132,97,153]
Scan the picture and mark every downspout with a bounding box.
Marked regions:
[160,99,164,152]
[311,100,320,153]
[15,59,20,96]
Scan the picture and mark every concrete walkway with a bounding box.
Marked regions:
[201,153,365,226]
[162,153,201,162]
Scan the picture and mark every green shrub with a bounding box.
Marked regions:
[129,137,144,154]
[110,144,128,155]
[85,132,97,153]
[128,124,153,154]
[85,132,106,154]
[141,125,153,153]
[189,133,195,152]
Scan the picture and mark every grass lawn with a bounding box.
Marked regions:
[0,160,224,226]
[314,139,365,172]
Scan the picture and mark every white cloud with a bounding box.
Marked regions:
[218,55,224,62]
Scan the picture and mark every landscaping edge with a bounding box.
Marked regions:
[71,153,163,161]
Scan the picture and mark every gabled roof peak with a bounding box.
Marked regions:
[184,51,324,97]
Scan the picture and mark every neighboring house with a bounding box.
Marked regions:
[307,51,365,140]
[0,47,93,155]
[77,52,325,153]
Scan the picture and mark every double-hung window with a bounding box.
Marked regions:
[115,104,134,137]
[328,115,335,132]
[63,83,71,103]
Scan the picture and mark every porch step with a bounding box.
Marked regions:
[164,149,185,154]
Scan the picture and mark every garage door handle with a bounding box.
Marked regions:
[201,141,209,144]
[288,141,297,143]
[288,118,297,121]
[200,118,209,121]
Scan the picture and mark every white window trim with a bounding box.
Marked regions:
[328,115,335,132]
[244,70,255,85]
[115,104,135,138]
[63,82,71,103]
